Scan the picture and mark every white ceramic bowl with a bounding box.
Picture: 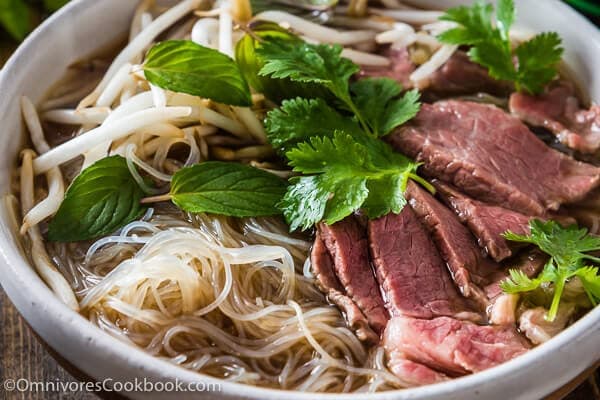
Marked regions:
[0,1,599,399]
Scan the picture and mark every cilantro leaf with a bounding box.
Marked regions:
[259,36,426,230]
[496,0,514,41]
[281,131,421,230]
[502,219,600,320]
[265,97,362,152]
[277,176,329,231]
[575,266,600,306]
[362,174,408,218]
[514,32,563,94]
[257,39,375,133]
[438,0,563,94]
[350,78,421,137]
[235,21,332,103]
[468,40,514,82]
[438,1,494,45]
[258,40,358,103]
[500,269,543,294]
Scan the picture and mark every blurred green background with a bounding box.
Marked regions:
[0,0,68,64]
[1,0,599,66]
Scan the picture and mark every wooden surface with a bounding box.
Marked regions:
[0,288,598,399]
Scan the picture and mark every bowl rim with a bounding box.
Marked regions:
[0,0,599,399]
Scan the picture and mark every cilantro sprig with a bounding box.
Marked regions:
[438,0,563,94]
[258,40,420,137]
[501,219,600,321]
[259,39,424,230]
[279,131,428,231]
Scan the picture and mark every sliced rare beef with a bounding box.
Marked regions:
[388,100,600,215]
[386,354,449,386]
[367,207,481,321]
[434,181,531,261]
[359,47,415,89]
[509,81,600,153]
[360,50,510,97]
[317,218,389,334]
[405,181,500,309]
[383,316,530,378]
[311,233,378,343]
[426,51,512,96]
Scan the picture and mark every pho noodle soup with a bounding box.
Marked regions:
[9,0,600,393]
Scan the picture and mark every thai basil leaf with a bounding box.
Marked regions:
[170,162,287,217]
[144,40,252,106]
[48,155,147,242]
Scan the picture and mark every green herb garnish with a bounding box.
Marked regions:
[49,159,287,242]
[501,219,600,321]
[350,78,421,137]
[169,162,287,217]
[259,39,425,230]
[279,131,425,231]
[235,21,332,103]
[144,40,252,106]
[257,40,369,128]
[264,97,363,152]
[438,0,563,94]
[48,156,147,242]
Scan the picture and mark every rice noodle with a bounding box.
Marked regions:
[55,212,400,390]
